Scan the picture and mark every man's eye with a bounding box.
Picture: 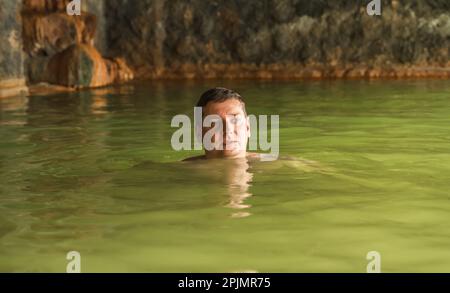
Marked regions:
[229,116,243,124]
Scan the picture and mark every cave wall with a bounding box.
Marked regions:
[1,0,450,96]
[0,0,112,94]
[0,0,28,98]
[105,0,450,79]
[85,0,107,55]
[21,0,132,89]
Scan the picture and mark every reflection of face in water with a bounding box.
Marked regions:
[181,157,254,218]
[222,158,253,218]
[134,157,257,218]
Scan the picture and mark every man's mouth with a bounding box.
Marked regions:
[223,141,239,150]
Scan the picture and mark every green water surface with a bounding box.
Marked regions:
[0,80,449,272]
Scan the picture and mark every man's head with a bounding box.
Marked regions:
[196,87,250,159]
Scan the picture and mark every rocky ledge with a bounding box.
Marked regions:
[22,0,133,90]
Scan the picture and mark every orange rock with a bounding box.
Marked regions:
[104,57,134,83]
[22,12,96,56]
[22,0,72,13]
[311,69,322,79]
[46,44,107,87]
[0,79,29,98]
[46,44,133,88]
[368,69,381,78]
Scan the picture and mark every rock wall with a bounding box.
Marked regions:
[106,0,450,79]
[0,0,28,98]
[22,0,133,89]
[2,0,449,96]
[85,0,107,55]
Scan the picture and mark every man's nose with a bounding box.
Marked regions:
[223,119,234,137]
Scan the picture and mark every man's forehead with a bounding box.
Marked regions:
[203,99,245,116]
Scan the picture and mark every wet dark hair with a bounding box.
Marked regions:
[196,87,247,115]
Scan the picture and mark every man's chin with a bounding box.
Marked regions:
[222,149,246,158]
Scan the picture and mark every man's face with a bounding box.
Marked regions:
[202,99,250,159]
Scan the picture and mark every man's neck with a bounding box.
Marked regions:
[205,151,247,160]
